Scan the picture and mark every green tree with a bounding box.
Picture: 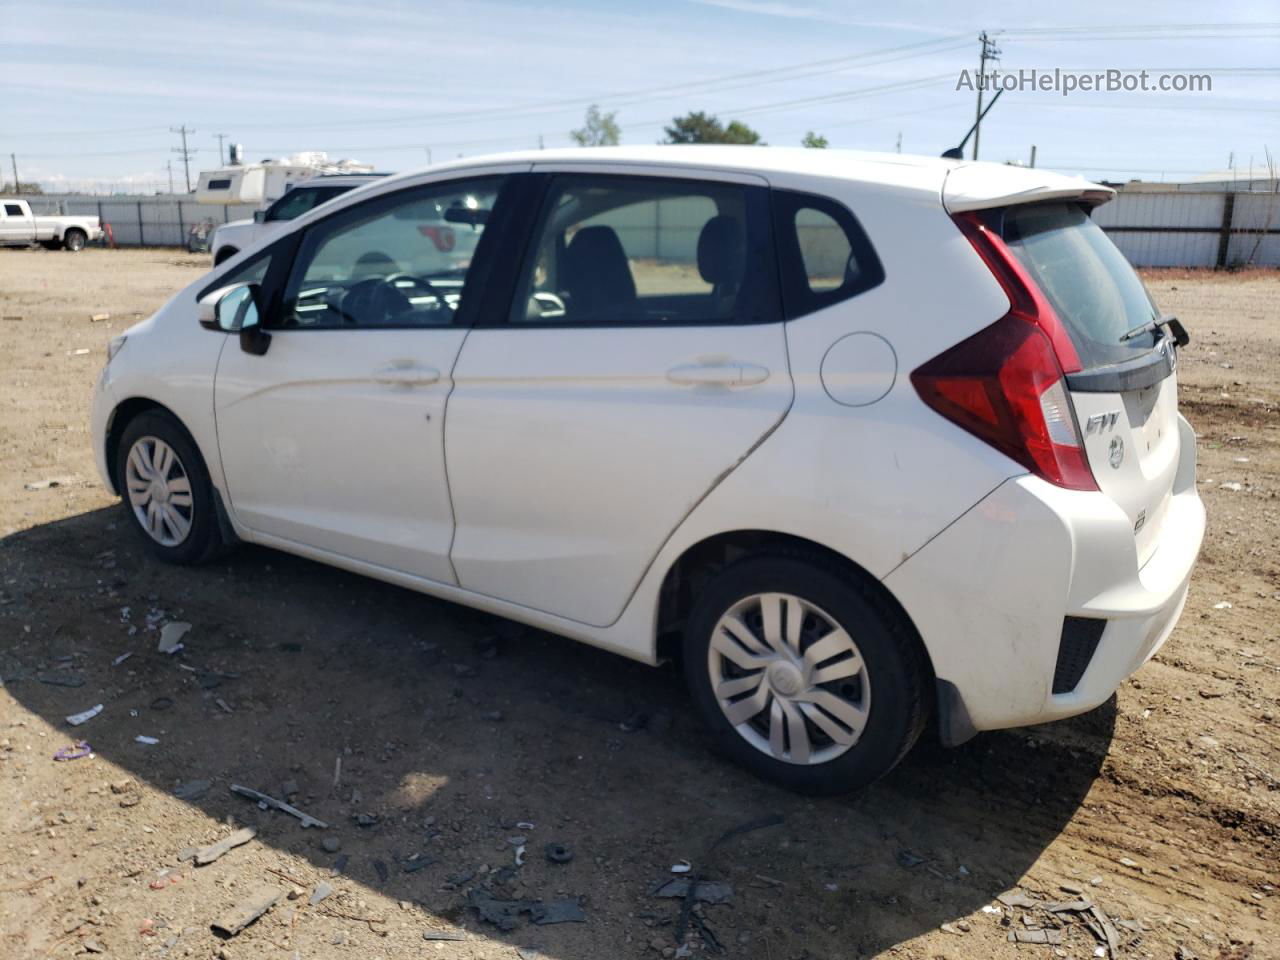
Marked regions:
[801,131,829,149]
[570,104,621,147]
[662,111,763,145]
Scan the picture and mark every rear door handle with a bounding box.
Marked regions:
[372,365,441,386]
[666,363,770,386]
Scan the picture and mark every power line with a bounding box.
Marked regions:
[170,125,196,193]
[972,31,1001,160]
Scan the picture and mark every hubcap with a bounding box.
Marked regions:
[124,436,193,547]
[708,592,871,766]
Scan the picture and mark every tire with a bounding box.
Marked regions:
[684,551,928,795]
[115,410,225,565]
[63,228,86,252]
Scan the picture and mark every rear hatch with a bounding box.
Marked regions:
[999,202,1179,565]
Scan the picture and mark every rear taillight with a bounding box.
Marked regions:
[910,212,1097,491]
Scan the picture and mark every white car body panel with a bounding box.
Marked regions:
[90,147,1203,740]
[214,327,466,584]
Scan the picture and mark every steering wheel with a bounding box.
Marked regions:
[383,273,447,312]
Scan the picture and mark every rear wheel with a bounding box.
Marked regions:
[684,552,928,794]
[115,410,224,564]
[63,229,86,252]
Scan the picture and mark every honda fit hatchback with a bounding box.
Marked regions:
[91,147,1204,794]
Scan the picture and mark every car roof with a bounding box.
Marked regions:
[295,173,390,188]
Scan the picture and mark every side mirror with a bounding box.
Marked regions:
[253,210,266,223]
[198,283,271,353]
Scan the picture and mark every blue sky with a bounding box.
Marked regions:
[1,0,1277,193]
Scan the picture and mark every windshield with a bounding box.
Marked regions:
[1002,202,1160,368]
[264,185,352,222]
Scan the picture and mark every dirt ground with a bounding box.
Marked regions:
[0,248,1276,960]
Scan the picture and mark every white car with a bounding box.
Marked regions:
[90,147,1204,793]
[210,173,387,266]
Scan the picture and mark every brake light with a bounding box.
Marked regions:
[910,212,1097,491]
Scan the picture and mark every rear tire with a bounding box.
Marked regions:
[63,229,86,252]
[684,551,928,795]
[115,410,224,565]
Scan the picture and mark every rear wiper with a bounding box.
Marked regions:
[1119,313,1189,347]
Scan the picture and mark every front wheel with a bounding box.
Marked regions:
[63,229,86,252]
[684,553,928,795]
[115,410,225,564]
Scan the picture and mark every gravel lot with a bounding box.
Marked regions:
[1,248,1277,960]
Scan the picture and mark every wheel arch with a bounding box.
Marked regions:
[104,397,185,494]
[213,246,239,266]
[654,528,938,697]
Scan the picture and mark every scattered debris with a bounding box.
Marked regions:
[654,879,734,905]
[333,755,342,790]
[309,881,334,906]
[148,697,173,711]
[544,842,574,864]
[25,476,76,491]
[134,735,159,745]
[997,890,1037,909]
[173,779,211,801]
[112,652,133,666]
[373,859,389,882]
[215,698,233,713]
[157,621,190,654]
[230,784,328,828]
[90,312,111,322]
[1008,929,1064,945]
[194,827,257,866]
[68,348,91,356]
[671,859,692,874]
[53,741,92,761]
[514,844,526,867]
[210,885,281,938]
[1213,601,1234,610]
[402,854,434,874]
[467,889,586,931]
[38,672,85,687]
[423,930,467,941]
[66,704,103,726]
[321,836,341,854]
[1220,482,1243,492]
[896,850,926,869]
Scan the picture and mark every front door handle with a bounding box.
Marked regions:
[666,362,770,386]
[372,365,441,386]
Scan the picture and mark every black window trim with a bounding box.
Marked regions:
[475,171,785,330]
[770,188,885,321]
[245,173,517,332]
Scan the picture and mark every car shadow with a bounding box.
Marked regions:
[1,506,1116,959]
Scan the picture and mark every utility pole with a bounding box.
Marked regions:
[1029,144,1037,168]
[170,125,196,193]
[213,133,228,165]
[167,160,175,194]
[895,131,902,154]
[10,153,19,194]
[972,31,1000,161]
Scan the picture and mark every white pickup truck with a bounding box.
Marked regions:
[0,199,104,251]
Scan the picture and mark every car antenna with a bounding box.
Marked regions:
[941,88,1004,160]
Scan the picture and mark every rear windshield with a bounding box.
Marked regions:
[1002,202,1159,368]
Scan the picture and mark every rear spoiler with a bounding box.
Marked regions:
[943,163,1114,215]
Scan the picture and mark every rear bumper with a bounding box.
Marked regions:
[885,414,1204,736]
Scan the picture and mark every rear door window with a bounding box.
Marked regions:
[771,190,884,319]
[1001,202,1160,369]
